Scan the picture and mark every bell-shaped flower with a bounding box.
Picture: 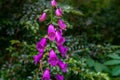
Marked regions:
[36,38,47,53]
[33,53,44,65]
[42,68,50,80]
[57,45,68,57]
[39,12,47,22]
[48,49,58,66]
[58,19,66,30]
[56,30,65,46]
[57,60,67,73]
[55,74,64,80]
[51,0,57,7]
[55,8,62,17]
[48,24,56,41]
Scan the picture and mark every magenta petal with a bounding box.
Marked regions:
[56,30,65,46]
[58,19,66,30]
[51,0,57,7]
[57,60,67,73]
[55,74,64,80]
[42,68,50,80]
[39,12,47,22]
[33,53,43,65]
[57,45,68,57]
[36,38,47,53]
[48,49,58,66]
[55,8,62,17]
[48,24,56,41]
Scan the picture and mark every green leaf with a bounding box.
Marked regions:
[94,62,109,72]
[59,4,84,16]
[107,54,120,59]
[10,40,20,45]
[70,10,84,16]
[112,66,120,76]
[86,56,95,67]
[104,60,120,65]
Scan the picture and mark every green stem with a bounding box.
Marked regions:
[33,68,39,80]
[51,6,53,23]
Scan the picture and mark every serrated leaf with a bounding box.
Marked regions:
[104,60,120,65]
[112,66,120,76]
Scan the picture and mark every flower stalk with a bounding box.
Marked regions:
[33,0,68,79]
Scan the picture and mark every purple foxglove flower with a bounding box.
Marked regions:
[48,49,58,66]
[39,12,47,22]
[58,19,66,30]
[55,8,62,17]
[36,38,47,53]
[55,74,64,80]
[56,30,65,46]
[51,0,57,7]
[57,60,67,73]
[48,24,56,41]
[57,29,63,35]
[33,53,44,65]
[42,68,50,80]
[57,45,68,57]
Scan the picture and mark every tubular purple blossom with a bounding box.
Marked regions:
[39,12,47,22]
[51,0,57,7]
[58,19,66,30]
[48,24,56,41]
[55,30,65,46]
[55,8,62,17]
[33,53,44,65]
[55,74,64,80]
[48,49,59,66]
[58,29,63,35]
[36,38,47,53]
[42,68,50,80]
[57,45,68,57]
[57,60,67,73]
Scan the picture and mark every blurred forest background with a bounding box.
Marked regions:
[0,0,120,80]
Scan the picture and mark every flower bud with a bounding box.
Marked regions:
[39,12,47,22]
[58,19,66,30]
[51,0,57,7]
[55,8,62,17]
